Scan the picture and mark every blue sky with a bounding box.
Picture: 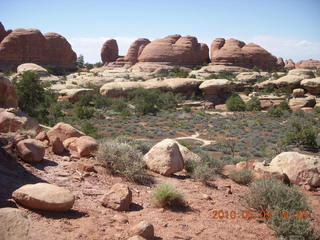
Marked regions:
[2,0,320,63]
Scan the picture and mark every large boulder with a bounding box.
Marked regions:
[100,81,144,98]
[17,63,49,76]
[210,38,279,71]
[12,183,75,211]
[295,59,320,69]
[255,152,320,188]
[68,135,98,157]
[143,139,184,176]
[289,96,316,111]
[0,24,76,71]
[16,139,46,163]
[101,183,132,211]
[301,77,320,95]
[118,38,150,64]
[0,108,39,133]
[59,88,94,103]
[47,122,85,142]
[199,79,232,102]
[145,78,203,95]
[101,39,119,64]
[0,208,30,240]
[0,74,18,108]
[138,34,209,66]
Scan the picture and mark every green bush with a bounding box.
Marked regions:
[278,101,291,111]
[81,121,101,139]
[151,183,186,209]
[185,151,223,185]
[244,178,316,239]
[267,107,285,118]
[246,97,261,111]
[226,95,246,111]
[12,72,63,125]
[283,117,318,150]
[96,139,152,184]
[74,105,95,119]
[114,135,153,154]
[204,71,235,80]
[229,169,253,185]
[168,66,190,78]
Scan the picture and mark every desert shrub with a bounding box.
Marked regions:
[267,107,284,118]
[226,94,246,111]
[151,183,186,209]
[168,66,190,78]
[76,54,84,68]
[204,71,235,80]
[244,178,316,239]
[74,105,95,119]
[185,151,223,184]
[262,83,276,94]
[114,135,153,154]
[283,117,318,150]
[96,139,152,184]
[246,97,261,111]
[80,121,101,139]
[128,88,182,115]
[252,66,261,72]
[278,101,291,111]
[111,98,128,113]
[12,72,63,125]
[229,169,253,185]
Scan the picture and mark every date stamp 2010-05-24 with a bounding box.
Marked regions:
[212,209,310,220]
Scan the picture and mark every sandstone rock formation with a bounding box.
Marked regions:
[117,38,150,64]
[301,77,320,94]
[0,74,18,108]
[296,59,320,69]
[143,139,184,176]
[0,208,30,240]
[285,59,295,68]
[17,63,49,76]
[68,135,98,157]
[210,38,279,71]
[101,39,119,64]
[16,139,46,163]
[0,108,39,133]
[0,22,11,43]
[59,88,94,103]
[12,183,75,211]
[289,96,316,111]
[138,34,209,66]
[292,88,305,98]
[101,183,132,211]
[100,82,144,98]
[0,24,76,71]
[277,57,285,69]
[199,79,232,102]
[47,122,85,142]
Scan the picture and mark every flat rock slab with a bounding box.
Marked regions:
[12,183,75,211]
[0,207,30,240]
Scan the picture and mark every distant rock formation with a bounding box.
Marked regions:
[101,39,119,64]
[285,59,295,69]
[210,38,280,71]
[277,57,285,69]
[295,59,320,69]
[137,34,209,66]
[0,23,76,71]
[117,38,150,64]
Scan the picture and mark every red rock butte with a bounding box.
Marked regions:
[0,22,77,71]
[210,38,280,71]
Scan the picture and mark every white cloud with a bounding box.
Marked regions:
[248,36,320,62]
[67,37,137,63]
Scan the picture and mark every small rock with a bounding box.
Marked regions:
[101,183,132,211]
[111,214,129,224]
[16,139,45,163]
[128,236,146,240]
[130,220,154,240]
[0,208,30,240]
[35,131,48,141]
[68,136,98,157]
[201,194,212,200]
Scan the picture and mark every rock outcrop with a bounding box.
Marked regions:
[199,79,232,102]
[285,59,295,69]
[277,57,285,69]
[301,77,320,94]
[17,63,49,76]
[289,96,316,111]
[296,59,320,69]
[0,74,18,108]
[117,38,150,64]
[0,24,76,71]
[138,34,209,66]
[101,39,119,64]
[12,183,75,211]
[210,38,279,71]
